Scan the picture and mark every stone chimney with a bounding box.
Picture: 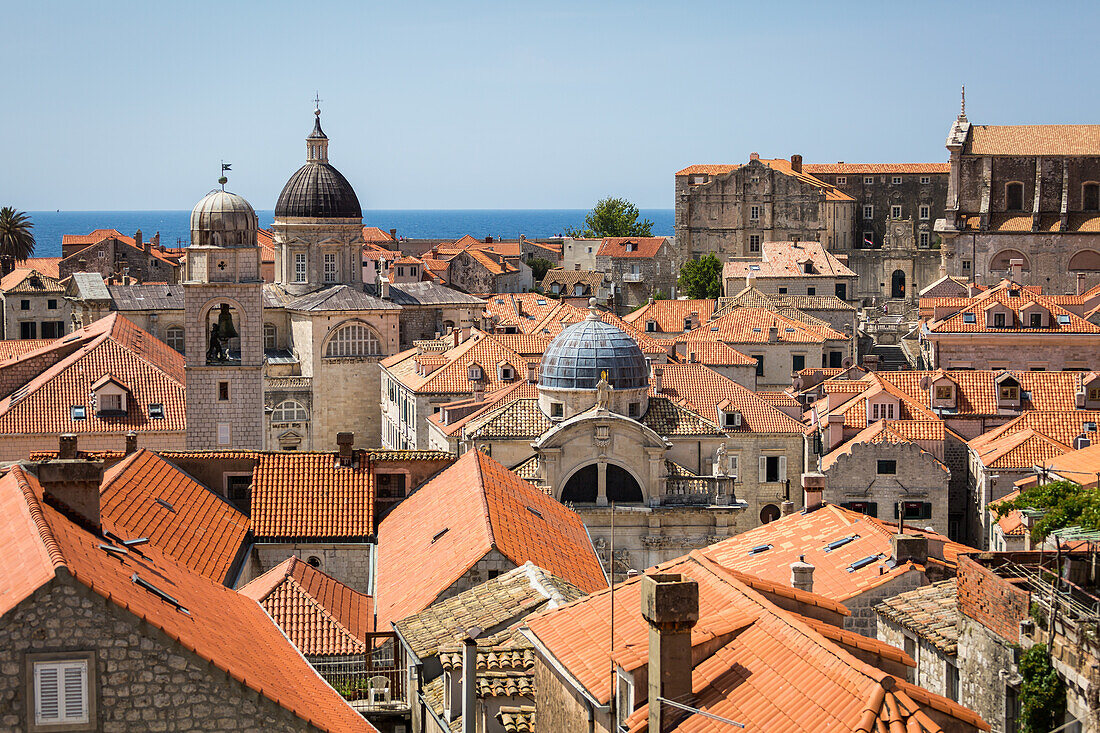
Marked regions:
[380,278,391,299]
[336,432,355,467]
[790,154,803,173]
[1078,272,1087,296]
[462,627,481,733]
[651,364,663,393]
[641,574,699,733]
[768,326,779,342]
[781,499,795,516]
[389,228,397,241]
[862,353,879,372]
[826,412,845,453]
[749,152,760,162]
[473,381,485,402]
[802,472,826,511]
[527,362,538,383]
[135,229,143,250]
[124,431,138,456]
[790,555,815,592]
[891,533,929,565]
[34,434,105,531]
[1009,259,1023,281]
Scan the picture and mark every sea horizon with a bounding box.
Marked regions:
[24,208,675,258]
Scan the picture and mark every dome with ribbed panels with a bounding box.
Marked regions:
[274,108,362,219]
[539,306,648,390]
[190,189,258,247]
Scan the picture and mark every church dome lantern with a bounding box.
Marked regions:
[274,106,361,220]
[190,189,258,248]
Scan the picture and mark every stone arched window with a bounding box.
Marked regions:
[1069,250,1100,271]
[989,249,1030,271]
[325,322,381,358]
[1005,182,1025,211]
[165,326,185,354]
[272,400,308,422]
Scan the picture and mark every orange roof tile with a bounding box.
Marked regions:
[967,124,1100,156]
[21,257,61,278]
[428,381,540,438]
[0,267,64,293]
[483,292,561,334]
[529,302,670,355]
[970,428,1073,470]
[99,449,250,583]
[879,370,1085,416]
[61,228,133,246]
[925,286,1100,334]
[674,339,756,366]
[622,298,717,333]
[250,452,374,540]
[239,556,374,657]
[362,226,395,242]
[0,313,186,439]
[701,504,975,602]
[803,163,950,174]
[655,362,804,433]
[0,338,54,361]
[595,237,669,258]
[678,159,855,201]
[375,450,606,627]
[381,331,529,395]
[723,240,856,280]
[678,306,846,344]
[525,550,986,731]
[0,466,376,732]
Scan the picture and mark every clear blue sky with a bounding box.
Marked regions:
[3,0,1099,211]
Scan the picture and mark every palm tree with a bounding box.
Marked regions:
[0,207,35,275]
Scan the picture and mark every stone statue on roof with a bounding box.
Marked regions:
[595,370,611,410]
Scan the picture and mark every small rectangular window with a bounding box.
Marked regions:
[993,312,1007,328]
[935,385,953,400]
[294,253,307,282]
[892,176,902,185]
[777,287,787,294]
[765,455,780,483]
[218,381,230,401]
[891,205,902,219]
[837,176,847,185]
[71,405,86,420]
[920,176,931,185]
[20,299,30,310]
[1030,313,1043,328]
[750,204,760,220]
[33,658,90,725]
[628,402,639,417]
[792,354,805,372]
[877,460,897,475]
[753,355,764,377]
[919,232,930,248]
[323,252,337,283]
[864,176,874,185]
[217,422,231,446]
[550,402,564,418]
[99,393,122,413]
[749,235,761,252]
[962,259,971,272]
[806,287,816,296]
[863,205,874,220]
[919,205,930,220]
[47,299,58,310]
[148,403,164,419]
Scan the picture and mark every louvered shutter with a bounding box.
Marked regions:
[35,664,60,724]
[778,456,787,482]
[63,662,88,722]
[758,456,767,483]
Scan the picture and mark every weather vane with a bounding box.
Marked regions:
[219,160,232,189]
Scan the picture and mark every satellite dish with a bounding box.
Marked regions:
[841,357,854,368]
[919,376,931,390]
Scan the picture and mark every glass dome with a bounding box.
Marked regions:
[539,312,648,390]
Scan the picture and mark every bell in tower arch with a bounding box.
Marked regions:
[216,303,239,340]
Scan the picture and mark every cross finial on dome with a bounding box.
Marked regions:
[313,92,322,116]
[306,96,329,162]
[586,297,601,321]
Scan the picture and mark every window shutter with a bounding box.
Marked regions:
[758,456,767,483]
[922,502,933,520]
[778,456,787,481]
[63,663,87,722]
[36,664,60,723]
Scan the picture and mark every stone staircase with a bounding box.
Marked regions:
[869,344,913,371]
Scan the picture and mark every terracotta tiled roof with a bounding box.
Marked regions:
[21,257,61,278]
[395,562,584,660]
[967,124,1100,156]
[723,240,857,280]
[540,268,604,294]
[755,390,801,409]
[256,229,275,264]
[876,579,959,655]
[701,504,975,602]
[1034,441,1100,487]
[678,158,855,202]
[490,333,554,357]
[676,164,740,176]
[0,313,186,438]
[622,298,717,333]
[525,550,986,731]
[483,293,562,334]
[0,339,54,360]
[655,362,804,433]
[362,226,395,242]
[641,396,724,435]
[239,556,373,657]
[821,420,948,472]
[464,398,553,441]
[382,331,529,395]
[879,370,1084,416]
[673,340,756,366]
[595,237,669,258]
[803,163,950,174]
[924,286,1100,334]
[375,450,606,627]
[250,452,374,540]
[970,428,1072,470]
[529,303,669,355]
[429,381,539,438]
[61,228,133,246]
[99,449,249,584]
[0,466,376,732]
[0,268,64,293]
[678,306,846,344]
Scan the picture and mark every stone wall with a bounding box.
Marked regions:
[847,247,943,303]
[925,332,1100,372]
[1,291,70,340]
[877,615,956,699]
[533,656,613,733]
[957,614,1019,733]
[812,172,948,253]
[59,238,181,284]
[0,576,326,732]
[245,543,374,594]
[0,431,187,463]
[844,570,926,637]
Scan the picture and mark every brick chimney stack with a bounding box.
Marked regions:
[802,472,826,511]
[641,573,699,733]
[33,434,105,531]
[790,154,803,173]
[336,432,355,467]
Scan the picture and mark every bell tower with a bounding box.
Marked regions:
[184,182,265,449]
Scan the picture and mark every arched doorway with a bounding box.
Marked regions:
[891,270,906,299]
[561,463,644,504]
[760,504,781,524]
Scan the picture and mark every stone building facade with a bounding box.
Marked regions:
[675,155,855,260]
[0,579,330,733]
[59,230,182,284]
[937,102,1100,295]
[0,268,69,339]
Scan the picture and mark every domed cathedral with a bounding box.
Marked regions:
[184,188,265,449]
[261,105,401,451]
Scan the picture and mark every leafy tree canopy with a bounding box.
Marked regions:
[0,207,36,266]
[566,197,653,238]
[993,480,1100,540]
[1018,645,1066,733]
[677,254,723,299]
[527,257,554,282]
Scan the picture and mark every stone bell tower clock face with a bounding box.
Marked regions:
[894,224,905,239]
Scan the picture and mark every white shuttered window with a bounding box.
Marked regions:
[34,659,89,725]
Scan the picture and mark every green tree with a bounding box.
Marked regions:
[677,254,723,299]
[1018,645,1066,733]
[993,480,1100,541]
[566,197,654,238]
[0,207,36,272]
[527,257,554,282]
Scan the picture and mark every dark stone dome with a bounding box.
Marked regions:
[274,163,362,219]
[539,313,648,390]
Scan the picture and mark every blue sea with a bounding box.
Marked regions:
[25,210,675,257]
